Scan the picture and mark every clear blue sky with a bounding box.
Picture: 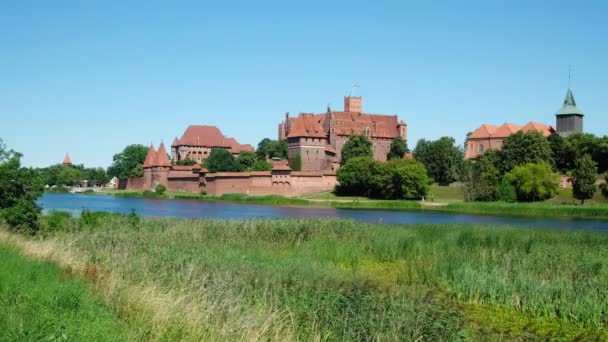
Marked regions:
[1,0,606,168]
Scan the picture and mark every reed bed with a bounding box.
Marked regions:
[18,213,606,340]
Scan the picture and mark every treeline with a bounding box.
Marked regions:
[36,164,110,188]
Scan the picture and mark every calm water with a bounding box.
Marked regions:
[38,193,608,231]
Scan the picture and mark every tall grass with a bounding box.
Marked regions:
[0,244,131,341]
[435,201,608,220]
[29,214,608,340]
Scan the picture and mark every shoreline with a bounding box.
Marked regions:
[50,190,608,221]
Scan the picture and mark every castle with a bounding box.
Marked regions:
[279,96,407,171]
[465,88,584,159]
[170,125,254,164]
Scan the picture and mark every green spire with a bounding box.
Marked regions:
[556,88,584,116]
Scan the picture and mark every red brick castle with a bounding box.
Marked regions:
[279,96,408,171]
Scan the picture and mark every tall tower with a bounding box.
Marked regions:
[555,88,584,136]
[344,96,362,113]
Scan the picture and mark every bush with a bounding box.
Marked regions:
[44,210,73,232]
[200,189,208,196]
[2,198,41,233]
[248,159,272,171]
[155,183,167,195]
[337,157,429,199]
[501,163,559,202]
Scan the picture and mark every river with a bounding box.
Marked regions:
[38,193,608,231]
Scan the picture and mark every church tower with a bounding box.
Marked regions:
[555,88,584,136]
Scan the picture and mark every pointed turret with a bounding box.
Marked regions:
[62,153,72,166]
[143,144,157,168]
[556,88,584,135]
[155,142,172,167]
[171,137,180,147]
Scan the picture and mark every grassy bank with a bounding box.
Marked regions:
[0,244,137,341]
[7,214,608,340]
[429,201,608,220]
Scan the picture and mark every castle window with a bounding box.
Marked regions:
[478,144,484,153]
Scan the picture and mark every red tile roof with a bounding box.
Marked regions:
[286,112,401,139]
[155,143,172,167]
[175,125,253,153]
[468,122,555,140]
[62,153,72,165]
[521,122,555,137]
[468,124,498,139]
[143,145,157,168]
[492,123,522,138]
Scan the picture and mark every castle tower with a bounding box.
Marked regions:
[62,153,72,166]
[556,88,584,136]
[344,96,362,113]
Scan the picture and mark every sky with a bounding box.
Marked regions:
[1,0,607,168]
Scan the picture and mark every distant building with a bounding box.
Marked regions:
[465,122,555,159]
[556,88,584,136]
[63,153,72,166]
[278,96,408,171]
[465,87,586,159]
[170,125,254,164]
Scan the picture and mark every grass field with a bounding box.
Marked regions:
[0,244,136,341]
[4,213,608,340]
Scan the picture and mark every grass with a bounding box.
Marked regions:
[0,244,132,341]
[7,214,607,340]
[430,201,608,220]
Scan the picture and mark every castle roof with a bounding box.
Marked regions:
[175,125,253,152]
[556,88,584,116]
[155,142,172,167]
[468,122,554,140]
[286,112,402,139]
[143,145,157,168]
[62,153,72,165]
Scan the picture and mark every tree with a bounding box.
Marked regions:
[501,163,559,202]
[85,167,109,186]
[0,139,43,231]
[387,137,408,160]
[464,149,502,201]
[176,158,197,166]
[413,137,464,185]
[548,133,568,172]
[204,148,242,172]
[256,138,288,160]
[341,135,372,165]
[107,144,149,179]
[501,131,553,173]
[248,159,273,171]
[371,159,429,199]
[336,157,375,196]
[572,155,597,204]
[600,174,608,199]
[57,166,85,186]
[236,151,258,170]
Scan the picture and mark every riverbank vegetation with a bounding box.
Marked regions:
[3,214,608,340]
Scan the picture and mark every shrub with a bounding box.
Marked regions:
[44,210,72,232]
[248,159,272,171]
[600,174,608,199]
[501,163,559,202]
[200,189,208,196]
[127,209,140,228]
[572,154,598,204]
[2,198,41,233]
[336,157,375,196]
[155,183,167,195]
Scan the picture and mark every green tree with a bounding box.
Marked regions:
[107,144,149,179]
[464,149,502,201]
[248,159,273,171]
[341,135,372,165]
[85,167,109,186]
[155,183,167,195]
[256,139,288,160]
[57,166,85,186]
[236,151,258,170]
[387,137,408,160]
[204,148,242,172]
[370,159,429,199]
[501,131,553,173]
[501,163,559,202]
[600,174,608,199]
[0,139,44,231]
[176,158,197,166]
[336,157,375,196]
[413,137,464,185]
[548,133,568,172]
[572,154,597,204]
